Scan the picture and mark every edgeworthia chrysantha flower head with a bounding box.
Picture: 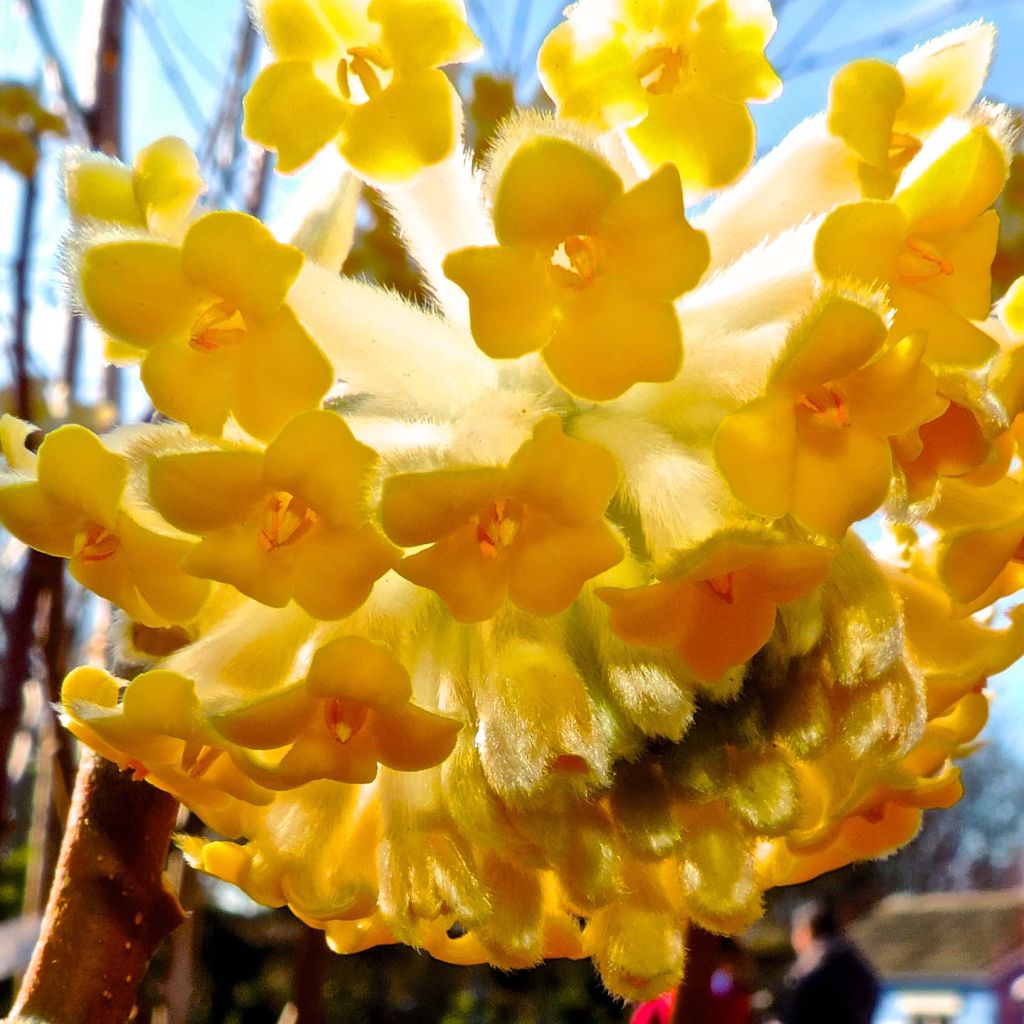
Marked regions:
[3,0,1022,1001]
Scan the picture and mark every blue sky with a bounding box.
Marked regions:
[1,0,1024,742]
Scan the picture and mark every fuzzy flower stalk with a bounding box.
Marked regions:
[5,0,1024,1003]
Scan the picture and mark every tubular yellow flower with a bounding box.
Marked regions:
[381,416,623,622]
[537,0,781,190]
[713,293,945,536]
[892,398,1010,503]
[815,124,1008,367]
[79,211,332,440]
[0,418,208,627]
[598,532,831,683]
[61,637,458,802]
[243,0,482,183]
[148,410,397,619]
[26,6,1024,1003]
[64,135,206,237]
[826,23,994,198]
[444,135,709,400]
[927,476,1024,607]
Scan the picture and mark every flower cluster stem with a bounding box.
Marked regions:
[8,753,185,1024]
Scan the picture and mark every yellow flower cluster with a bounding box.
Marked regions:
[2,0,1023,1001]
[0,82,65,178]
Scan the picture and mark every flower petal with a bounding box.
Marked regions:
[182,525,296,608]
[889,286,997,367]
[601,164,710,302]
[289,524,396,619]
[827,59,904,170]
[140,339,235,437]
[231,306,333,442]
[65,157,143,227]
[507,518,623,616]
[0,481,80,556]
[627,88,754,191]
[896,22,993,136]
[243,61,348,174]
[372,0,482,74]
[182,212,304,322]
[395,525,508,622]
[81,241,203,348]
[37,424,127,530]
[842,334,944,437]
[119,515,211,624]
[713,395,797,519]
[149,450,268,535]
[443,246,559,358]
[369,704,462,772]
[544,283,681,400]
[939,523,1024,606]
[537,24,648,133]
[381,466,507,547]
[492,136,622,251]
[506,416,619,525]
[792,424,893,536]
[263,410,377,529]
[339,70,458,184]
[769,292,889,395]
[307,636,412,710]
[894,125,1007,236]
[814,200,905,288]
[133,135,206,237]
[912,210,998,320]
[692,0,781,103]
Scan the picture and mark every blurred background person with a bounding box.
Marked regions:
[776,900,879,1024]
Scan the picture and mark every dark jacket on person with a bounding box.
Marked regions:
[779,936,880,1024]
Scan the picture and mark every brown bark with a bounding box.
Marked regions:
[11,160,38,422]
[8,754,185,1024]
[671,924,720,1024]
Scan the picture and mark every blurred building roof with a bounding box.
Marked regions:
[850,890,1024,983]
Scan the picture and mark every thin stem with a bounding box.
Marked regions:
[20,0,90,144]
[83,0,127,415]
[671,924,720,1024]
[8,754,185,1024]
[244,146,275,220]
[11,157,39,422]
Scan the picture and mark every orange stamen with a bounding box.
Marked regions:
[324,699,367,744]
[187,745,223,779]
[125,758,149,781]
[474,498,521,558]
[888,131,921,172]
[563,234,608,284]
[634,45,687,95]
[75,523,120,564]
[189,300,247,352]
[336,46,390,103]
[899,238,953,282]
[798,386,850,428]
[258,494,317,551]
[704,572,735,604]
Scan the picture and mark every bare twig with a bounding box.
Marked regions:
[81,0,127,413]
[11,148,38,422]
[0,550,70,843]
[19,0,90,143]
[244,146,275,220]
[201,6,260,206]
[8,754,185,1024]
[0,554,44,841]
